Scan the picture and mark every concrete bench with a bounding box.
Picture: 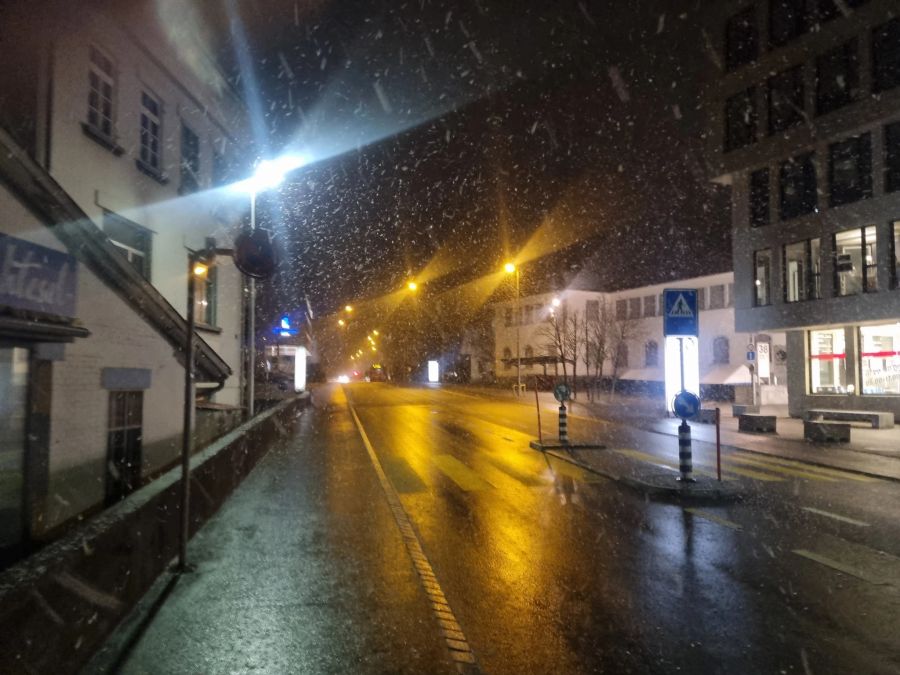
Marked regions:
[806,409,894,429]
[696,408,718,424]
[732,404,760,417]
[804,420,851,443]
[738,413,777,433]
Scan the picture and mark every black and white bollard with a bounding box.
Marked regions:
[559,404,568,445]
[678,420,694,482]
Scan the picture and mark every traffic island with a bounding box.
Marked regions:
[533,443,743,504]
[529,440,606,452]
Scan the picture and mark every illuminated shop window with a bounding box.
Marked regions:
[809,328,847,394]
[860,324,900,395]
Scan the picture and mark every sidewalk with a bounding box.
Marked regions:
[452,385,900,483]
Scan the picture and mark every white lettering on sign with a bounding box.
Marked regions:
[668,294,694,318]
[0,242,72,313]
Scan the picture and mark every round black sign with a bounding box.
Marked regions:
[233,227,278,279]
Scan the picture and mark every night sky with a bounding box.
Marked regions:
[207,0,731,318]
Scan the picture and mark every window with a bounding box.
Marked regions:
[713,337,730,364]
[885,122,900,194]
[783,238,821,302]
[696,287,706,311]
[809,328,847,394]
[501,347,512,369]
[768,66,804,134]
[873,18,900,93]
[645,340,659,367]
[103,211,152,280]
[708,285,725,309]
[615,343,629,369]
[829,133,871,207]
[628,297,641,319]
[860,324,900,395]
[504,307,513,327]
[725,7,758,71]
[139,91,162,172]
[615,299,627,320]
[523,304,533,325]
[727,283,735,307]
[816,40,859,116]
[754,249,773,306]
[769,0,806,47]
[87,46,115,138]
[180,124,200,193]
[779,152,817,220]
[586,300,599,322]
[0,347,29,557]
[749,168,770,227]
[834,226,877,295]
[105,391,143,504]
[893,221,900,289]
[194,265,217,326]
[725,88,757,152]
[642,295,655,318]
[524,345,534,360]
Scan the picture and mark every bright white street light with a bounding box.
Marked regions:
[232,154,311,194]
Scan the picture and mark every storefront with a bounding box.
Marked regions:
[0,232,86,565]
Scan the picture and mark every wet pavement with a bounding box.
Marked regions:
[90,383,900,674]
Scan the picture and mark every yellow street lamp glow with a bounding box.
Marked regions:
[192,262,209,277]
[504,262,516,274]
[372,330,379,336]
[371,346,377,352]
[338,319,345,327]
[345,305,353,312]
[407,281,418,292]
[552,297,561,307]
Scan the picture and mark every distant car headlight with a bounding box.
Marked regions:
[337,375,350,384]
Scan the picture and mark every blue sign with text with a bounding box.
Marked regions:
[0,234,77,318]
[663,289,698,337]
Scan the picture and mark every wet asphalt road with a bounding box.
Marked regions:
[101,383,900,674]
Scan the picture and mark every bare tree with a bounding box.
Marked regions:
[584,299,613,401]
[536,307,575,386]
[607,314,646,400]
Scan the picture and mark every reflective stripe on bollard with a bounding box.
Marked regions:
[559,404,568,445]
[678,420,694,482]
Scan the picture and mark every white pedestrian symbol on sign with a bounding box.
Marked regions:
[668,294,694,318]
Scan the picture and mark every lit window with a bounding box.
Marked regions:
[860,324,900,395]
[809,329,847,394]
[783,238,821,302]
[754,249,773,306]
[834,226,877,295]
[194,265,217,326]
[88,45,115,138]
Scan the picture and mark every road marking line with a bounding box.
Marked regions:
[792,549,883,584]
[727,455,836,481]
[432,454,495,491]
[684,508,742,530]
[614,448,735,481]
[801,507,870,527]
[347,402,480,673]
[734,453,877,482]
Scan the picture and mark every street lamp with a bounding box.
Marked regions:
[504,262,521,393]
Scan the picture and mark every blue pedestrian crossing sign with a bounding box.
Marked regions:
[663,289,699,337]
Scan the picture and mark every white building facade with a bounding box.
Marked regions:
[492,272,787,402]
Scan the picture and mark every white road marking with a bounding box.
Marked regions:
[801,506,870,527]
[683,508,742,530]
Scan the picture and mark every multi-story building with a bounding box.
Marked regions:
[0,1,254,565]
[707,0,900,418]
[490,272,786,401]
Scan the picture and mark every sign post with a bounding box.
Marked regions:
[665,289,700,483]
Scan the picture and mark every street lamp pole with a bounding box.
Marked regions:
[515,267,521,392]
[179,251,201,572]
[247,189,257,418]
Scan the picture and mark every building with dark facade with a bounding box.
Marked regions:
[707,0,900,419]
